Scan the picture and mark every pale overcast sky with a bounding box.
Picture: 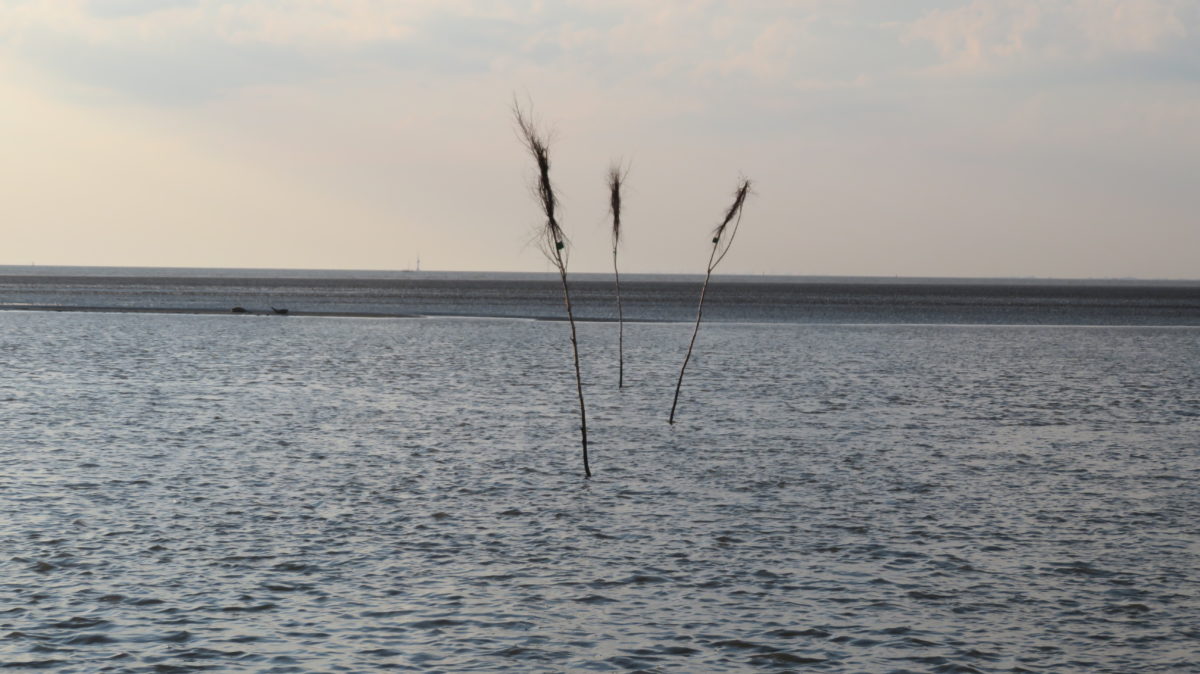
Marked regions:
[1,1,1197,277]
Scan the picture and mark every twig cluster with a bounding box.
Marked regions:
[513,101,752,476]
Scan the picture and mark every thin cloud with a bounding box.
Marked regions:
[1,1,1197,276]
[1,1,883,103]
[903,0,1195,76]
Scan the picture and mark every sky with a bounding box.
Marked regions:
[1,0,1197,278]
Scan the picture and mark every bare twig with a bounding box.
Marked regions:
[608,162,629,389]
[669,178,752,425]
[513,100,591,477]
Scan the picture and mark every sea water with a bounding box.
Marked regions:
[2,267,1199,324]
[1,270,1198,672]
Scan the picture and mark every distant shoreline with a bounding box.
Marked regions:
[3,269,1197,326]
[0,303,648,323]
[3,304,1199,329]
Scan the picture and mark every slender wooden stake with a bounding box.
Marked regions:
[669,179,751,425]
[669,247,717,424]
[556,259,589,477]
[614,249,624,389]
[608,164,628,389]
[514,101,591,477]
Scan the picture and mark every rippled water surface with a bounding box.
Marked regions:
[3,267,1199,325]
[2,311,1198,672]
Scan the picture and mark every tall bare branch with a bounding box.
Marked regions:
[608,162,629,389]
[513,100,591,477]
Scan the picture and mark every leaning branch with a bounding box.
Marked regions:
[669,178,752,425]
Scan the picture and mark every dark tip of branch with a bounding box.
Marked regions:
[607,162,628,246]
[711,177,752,239]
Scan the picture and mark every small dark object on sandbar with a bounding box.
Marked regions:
[231,306,247,314]
[271,307,289,315]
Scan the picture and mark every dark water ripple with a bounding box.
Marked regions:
[1,269,1198,324]
[1,313,1198,672]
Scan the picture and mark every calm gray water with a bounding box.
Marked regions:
[2,267,1199,325]
[2,305,1198,672]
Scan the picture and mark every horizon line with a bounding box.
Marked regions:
[0,263,1197,284]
